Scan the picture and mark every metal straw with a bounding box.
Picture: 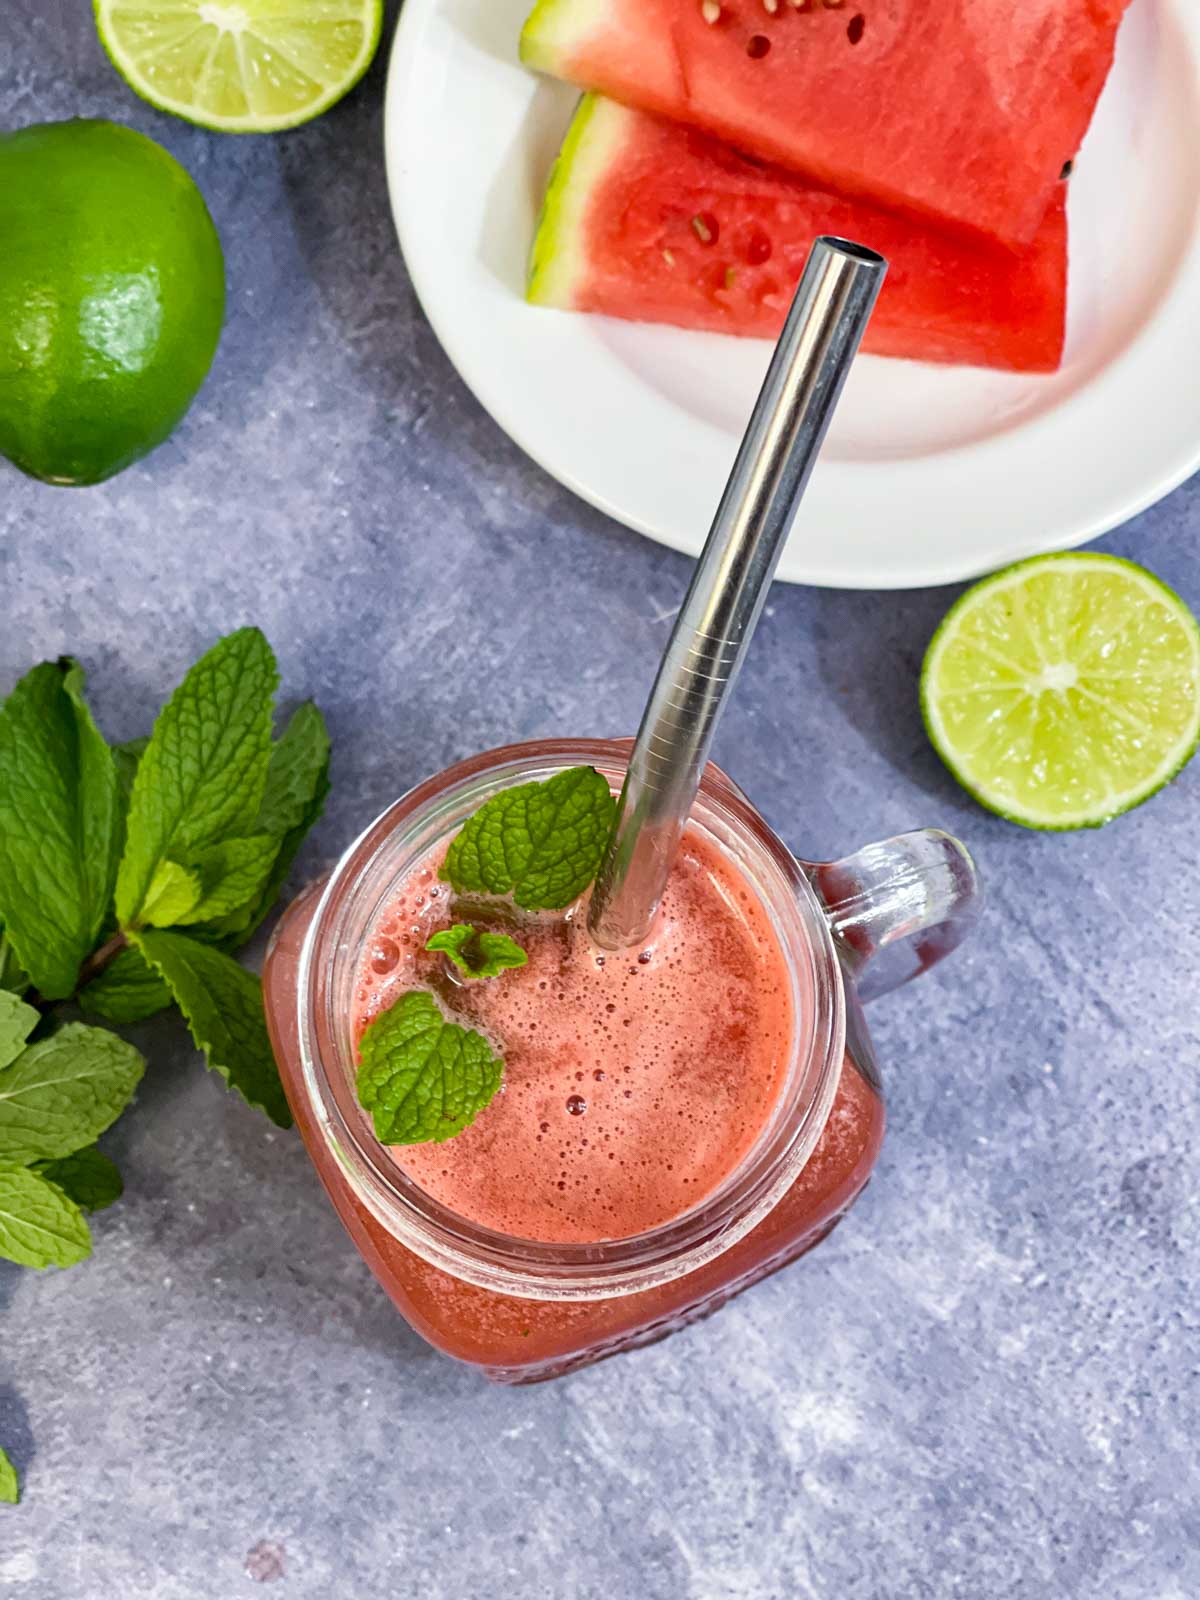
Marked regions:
[588,237,887,951]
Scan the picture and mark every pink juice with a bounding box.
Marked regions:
[351,830,795,1244]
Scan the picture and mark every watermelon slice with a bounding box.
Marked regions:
[529,96,1067,373]
[521,0,1129,248]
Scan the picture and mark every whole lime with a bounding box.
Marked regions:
[0,119,225,486]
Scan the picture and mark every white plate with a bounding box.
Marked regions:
[384,0,1200,589]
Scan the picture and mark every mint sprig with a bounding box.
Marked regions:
[0,659,121,998]
[115,628,278,928]
[0,1023,143,1166]
[0,639,329,1242]
[0,1447,16,1505]
[356,990,502,1145]
[33,1144,123,1213]
[441,765,615,911]
[426,924,528,980]
[78,946,171,1025]
[0,1162,92,1269]
[134,929,290,1127]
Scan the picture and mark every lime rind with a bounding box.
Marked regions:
[94,0,383,134]
[921,553,1200,831]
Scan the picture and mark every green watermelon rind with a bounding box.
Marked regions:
[520,0,595,73]
[527,93,623,308]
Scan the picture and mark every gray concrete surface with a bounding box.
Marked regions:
[2,4,1198,1596]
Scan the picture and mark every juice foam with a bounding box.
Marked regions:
[351,828,795,1244]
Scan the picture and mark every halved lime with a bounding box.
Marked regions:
[94,0,383,133]
[922,553,1200,830]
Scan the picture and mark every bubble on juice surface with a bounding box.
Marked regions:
[370,938,400,975]
[565,1095,587,1116]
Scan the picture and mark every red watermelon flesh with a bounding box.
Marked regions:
[528,96,1067,373]
[521,0,1129,248]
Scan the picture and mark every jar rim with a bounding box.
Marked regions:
[294,739,847,1301]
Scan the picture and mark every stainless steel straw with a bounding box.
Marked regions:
[588,237,887,951]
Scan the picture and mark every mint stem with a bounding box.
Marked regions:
[26,930,130,1014]
[75,931,128,992]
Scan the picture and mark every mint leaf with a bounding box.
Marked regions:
[133,930,291,1127]
[0,659,121,997]
[0,1023,144,1165]
[0,929,28,996]
[356,989,502,1145]
[140,860,203,927]
[210,703,330,946]
[0,1163,91,1269]
[441,766,615,911]
[114,737,149,812]
[115,629,278,929]
[0,1446,17,1504]
[172,834,279,925]
[0,991,38,1071]
[426,924,527,980]
[79,945,171,1024]
[34,1144,122,1213]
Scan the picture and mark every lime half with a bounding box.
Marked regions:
[94,0,383,133]
[922,554,1200,830]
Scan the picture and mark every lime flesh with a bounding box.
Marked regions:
[94,0,383,133]
[0,119,224,487]
[922,553,1200,830]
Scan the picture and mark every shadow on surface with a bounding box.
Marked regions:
[809,584,970,806]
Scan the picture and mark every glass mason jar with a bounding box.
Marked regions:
[263,739,979,1383]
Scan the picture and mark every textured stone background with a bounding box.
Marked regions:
[2,4,1198,1597]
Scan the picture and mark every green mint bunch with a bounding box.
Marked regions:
[357,765,615,1146]
[0,629,330,1277]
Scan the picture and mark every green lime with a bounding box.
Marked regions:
[921,553,1200,830]
[0,119,224,487]
[94,0,383,134]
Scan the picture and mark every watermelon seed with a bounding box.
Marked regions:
[762,0,780,12]
[724,267,737,290]
[747,33,772,57]
[662,249,676,267]
[847,12,865,42]
[1060,159,1074,180]
[822,0,846,9]
[691,213,719,245]
[700,0,721,22]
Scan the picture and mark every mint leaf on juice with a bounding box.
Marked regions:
[0,991,38,1071]
[442,765,616,911]
[0,1023,144,1166]
[34,1144,123,1213]
[79,945,171,1024]
[0,1446,17,1504]
[134,929,292,1128]
[356,990,503,1146]
[0,1163,91,1269]
[115,628,278,928]
[426,924,528,980]
[0,659,121,998]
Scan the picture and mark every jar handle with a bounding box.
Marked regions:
[803,830,981,1003]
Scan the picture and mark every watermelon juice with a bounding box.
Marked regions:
[264,740,975,1381]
